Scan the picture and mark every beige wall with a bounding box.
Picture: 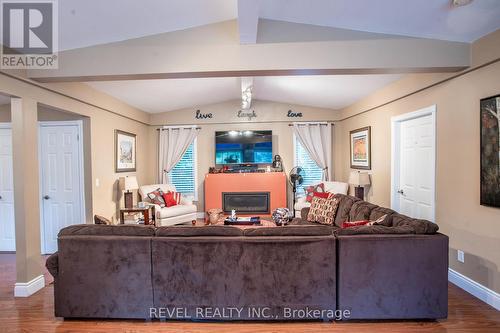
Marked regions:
[335,32,500,293]
[0,74,155,225]
[151,99,340,211]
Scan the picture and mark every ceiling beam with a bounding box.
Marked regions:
[237,0,259,44]
[27,21,471,83]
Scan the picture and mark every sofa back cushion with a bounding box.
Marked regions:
[349,201,378,222]
[58,224,156,237]
[369,207,396,227]
[333,194,361,227]
[156,225,243,237]
[392,214,439,234]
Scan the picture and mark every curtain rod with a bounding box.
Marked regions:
[157,126,201,131]
[288,122,334,126]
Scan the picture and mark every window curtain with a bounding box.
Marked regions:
[292,123,332,181]
[158,126,200,184]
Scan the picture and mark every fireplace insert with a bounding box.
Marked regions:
[222,192,270,214]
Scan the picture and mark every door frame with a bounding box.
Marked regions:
[0,123,15,251]
[390,105,437,222]
[38,120,85,254]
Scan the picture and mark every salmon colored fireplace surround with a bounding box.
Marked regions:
[204,172,287,217]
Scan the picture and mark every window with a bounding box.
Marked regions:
[168,139,197,200]
[293,135,323,196]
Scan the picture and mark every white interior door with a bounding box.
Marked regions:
[392,107,436,221]
[0,127,16,251]
[40,123,84,254]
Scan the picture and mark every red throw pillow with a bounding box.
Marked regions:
[162,192,178,207]
[342,220,370,228]
[305,183,325,202]
[313,191,333,199]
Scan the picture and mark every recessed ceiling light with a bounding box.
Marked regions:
[452,0,473,7]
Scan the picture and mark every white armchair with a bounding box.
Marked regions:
[139,184,197,226]
[294,181,349,218]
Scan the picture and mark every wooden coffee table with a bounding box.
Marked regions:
[198,218,277,228]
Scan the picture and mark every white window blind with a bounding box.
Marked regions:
[293,135,323,195]
[168,139,197,200]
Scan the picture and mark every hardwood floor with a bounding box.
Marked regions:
[0,254,498,333]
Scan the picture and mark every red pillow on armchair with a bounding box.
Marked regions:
[304,183,325,202]
[162,191,180,207]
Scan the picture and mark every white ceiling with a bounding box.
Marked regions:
[69,0,500,113]
[259,0,500,42]
[87,74,402,113]
[59,0,237,51]
[58,0,500,51]
[87,77,241,113]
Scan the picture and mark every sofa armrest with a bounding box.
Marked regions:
[46,252,59,279]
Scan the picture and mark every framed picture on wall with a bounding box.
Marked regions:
[350,126,371,170]
[480,94,500,208]
[115,130,136,172]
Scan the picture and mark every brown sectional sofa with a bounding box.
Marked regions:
[46,194,448,321]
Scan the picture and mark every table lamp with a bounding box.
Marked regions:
[349,171,371,200]
[119,176,139,208]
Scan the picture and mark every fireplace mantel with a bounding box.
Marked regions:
[204,172,287,217]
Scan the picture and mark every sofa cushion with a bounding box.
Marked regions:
[336,224,415,235]
[156,204,197,219]
[369,207,395,227]
[58,224,156,237]
[349,201,378,222]
[333,194,361,227]
[307,196,340,225]
[156,225,243,237]
[392,214,439,234]
[244,225,334,236]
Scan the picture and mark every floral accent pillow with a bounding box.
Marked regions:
[147,188,166,208]
[304,183,325,202]
[307,196,340,225]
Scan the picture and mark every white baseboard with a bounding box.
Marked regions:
[448,268,500,311]
[14,274,45,297]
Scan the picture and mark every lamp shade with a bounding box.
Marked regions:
[119,176,139,191]
[348,171,370,186]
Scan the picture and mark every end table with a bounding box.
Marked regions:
[120,206,155,225]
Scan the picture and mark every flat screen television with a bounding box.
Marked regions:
[215,130,273,165]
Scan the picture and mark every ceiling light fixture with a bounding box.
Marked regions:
[452,0,473,7]
[241,86,252,110]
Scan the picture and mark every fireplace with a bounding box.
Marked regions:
[222,192,270,214]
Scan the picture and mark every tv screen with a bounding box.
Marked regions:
[215,130,273,165]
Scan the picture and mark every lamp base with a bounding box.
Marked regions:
[124,191,133,208]
[354,186,365,201]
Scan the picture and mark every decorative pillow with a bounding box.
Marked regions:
[313,191,333,199]
[307,196,339,225]
[162,192,178,207]
[342,214,388,229]
[342,220,370,228]
[147,189,166,208]
[304,183,325,202]
[170,191,182,205]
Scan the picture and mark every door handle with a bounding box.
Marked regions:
[397,189,404,195]
[43,195,50,200]
[0,195,2,200]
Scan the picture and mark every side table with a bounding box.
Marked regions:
[119,206,155,225]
